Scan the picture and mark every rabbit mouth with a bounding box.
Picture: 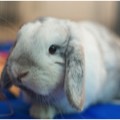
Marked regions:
[19,84,57,104]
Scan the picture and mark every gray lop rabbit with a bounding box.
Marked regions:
[1,17,120,118]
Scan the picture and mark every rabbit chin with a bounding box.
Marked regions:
[21,76,64,97]
[21,80,65,104]
[20,70,65,96]
[21,78,64,97]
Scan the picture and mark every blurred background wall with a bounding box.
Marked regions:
[0,1,119,42]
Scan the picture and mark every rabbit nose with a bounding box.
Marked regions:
[7,64,29,83]
[17,71,29,81]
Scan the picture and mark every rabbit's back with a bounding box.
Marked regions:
[77,22,120,108]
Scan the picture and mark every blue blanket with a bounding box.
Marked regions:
[0,89,120,119]
[0,42,120,119]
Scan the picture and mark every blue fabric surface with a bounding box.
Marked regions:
[0,42,13,52]
[0,42,120,118]
[0,89,31,119]
[0,89,120,119]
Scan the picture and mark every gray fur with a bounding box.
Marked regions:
[38,17,48,23]
[65,43,85,110]
[1,17,120,118]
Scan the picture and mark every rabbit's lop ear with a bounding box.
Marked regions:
[64,35,85,110]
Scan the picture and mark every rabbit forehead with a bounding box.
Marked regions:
[37,20,68,45]
[10,20,68,63]
[18,19,68,46]
[19,21,42,38]
[18,20,68,57]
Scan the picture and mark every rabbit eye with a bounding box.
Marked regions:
[49,45,59,54]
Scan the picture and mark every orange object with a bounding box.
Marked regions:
[0,53,20,97]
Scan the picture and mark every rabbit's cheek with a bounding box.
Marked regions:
[21,70,64,96]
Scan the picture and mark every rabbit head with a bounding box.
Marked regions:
[1,17,85,110]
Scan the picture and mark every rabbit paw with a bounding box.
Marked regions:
[30,104,56,119]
